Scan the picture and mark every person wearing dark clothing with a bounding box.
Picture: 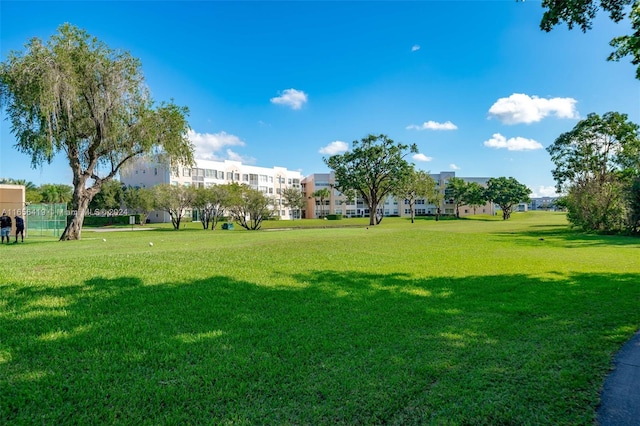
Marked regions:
[0,213,11,244]
[14,215,24,243]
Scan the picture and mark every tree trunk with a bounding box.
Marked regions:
[368,207,376,226]
[60,194,91,240]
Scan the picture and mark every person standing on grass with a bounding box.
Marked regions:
[0,213,11,244]
[14,215,24,243]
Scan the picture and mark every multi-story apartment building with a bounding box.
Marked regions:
[301,171,495,219]
[121,157,303,222]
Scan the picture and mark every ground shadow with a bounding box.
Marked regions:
[2,270,639,424]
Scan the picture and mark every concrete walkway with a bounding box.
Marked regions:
[597,329,640,425]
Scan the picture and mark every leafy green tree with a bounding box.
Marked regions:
[628,177,640,233]
[227,184,272,230]
[40,184,73,204]
[282,187,306,220]
[547,112,640,232]
[393,169,437,223]
[0,24,193,240]
[463,182,487,215]
[153,184,195,230]
[540,0,640,79]
[325,134,417,226]
[123,186,155,225]
[445,177,468,219]
[193,185,231,230]
[89,180,124,213]
[311,188,331,218]
[485,177,531,220]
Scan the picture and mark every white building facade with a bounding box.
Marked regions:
[121,157,303,222]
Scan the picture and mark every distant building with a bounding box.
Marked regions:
[301,171,495,219]
[120,157,302,222]
[529,197,560,211]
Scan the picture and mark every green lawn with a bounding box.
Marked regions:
[1,212,639,425]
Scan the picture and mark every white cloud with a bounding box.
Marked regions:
[531,185,557,198]
[406,120,458,131]
[449,163,460,170]
[319,141,348,155]
[188,129,245,160]
[270,88,308,110]
[411,44,420,52]
[483,133,543,151]
[226,149,256,165]
[413,153,433,162]
[488,93,578,125]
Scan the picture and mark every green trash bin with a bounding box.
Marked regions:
[222,222,234,230]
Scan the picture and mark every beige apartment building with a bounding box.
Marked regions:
[301,171,495,219]
[121,157,303,222]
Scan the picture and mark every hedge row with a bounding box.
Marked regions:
[78,214,146,226]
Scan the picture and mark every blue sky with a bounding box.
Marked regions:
[1,1,639,197]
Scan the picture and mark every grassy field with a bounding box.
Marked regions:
[1,212,639,425]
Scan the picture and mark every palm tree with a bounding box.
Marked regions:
[40,184,73,204]
[312,188,331,218]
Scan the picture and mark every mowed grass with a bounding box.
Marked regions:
[1,212,639,425]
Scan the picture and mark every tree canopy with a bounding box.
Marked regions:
[325,134,417,226]
[445,177,468,219]
[227,184,273,230]
[540,0,640,79]
[485,177,531,220]
[282,187,305,220]
[311,188,331,218]
[153,184,195,230]
[547,111,640,232]
[393,169,437,223]
[0,23,194,240]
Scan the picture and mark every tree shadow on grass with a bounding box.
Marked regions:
[1,270,639,424]
[490,226,640,248]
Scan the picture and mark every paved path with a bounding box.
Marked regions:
[90,227,156,232]
[597,329,640,425]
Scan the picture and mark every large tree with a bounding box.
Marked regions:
[539,0,640,79]
[227,184,273,230]
[153,184,195,230]
[463,181,488,215]
[0,23,194,240]
[393,169,437,223]
[123,186,155,225]
[89,180,124,213]
[445,177,468,219]
[193,184,231,230]
[282,187,305,220]
[628,177,640,233]
[547,111,640,232]
[325,134,417,226]
[484,177,531,220]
